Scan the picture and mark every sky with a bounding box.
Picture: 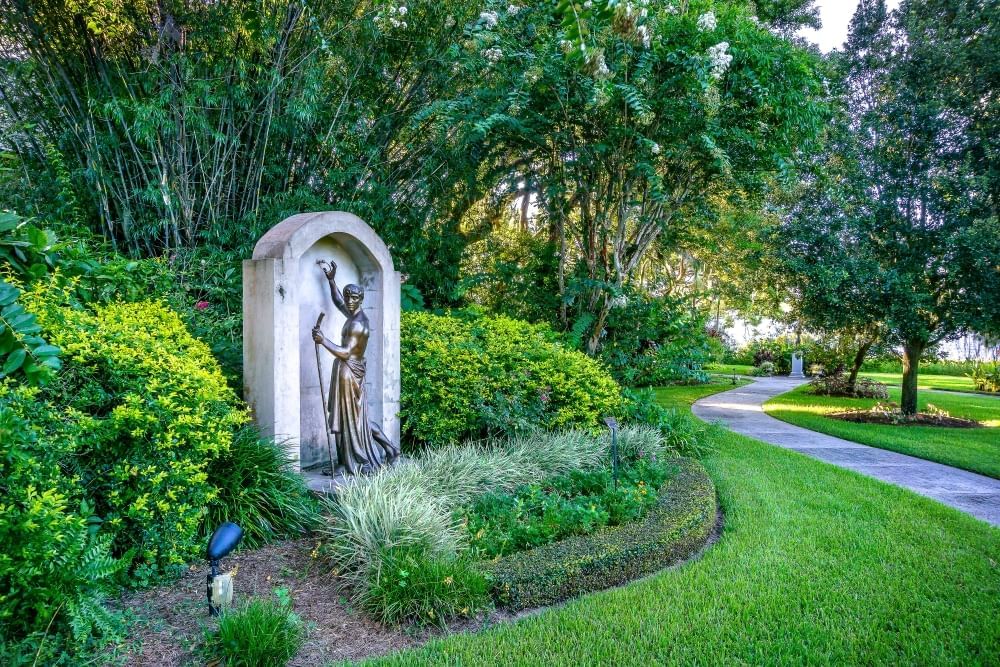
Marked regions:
[797,0,902,52]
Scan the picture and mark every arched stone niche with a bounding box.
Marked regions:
[243,212,401,470]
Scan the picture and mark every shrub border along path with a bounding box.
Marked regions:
[487,457,717,611]
[693,377,1000,526]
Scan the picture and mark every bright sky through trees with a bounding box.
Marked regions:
[799,0,902,52]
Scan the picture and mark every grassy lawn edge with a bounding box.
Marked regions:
[763,383,1000,479]
[358,381,1000,666]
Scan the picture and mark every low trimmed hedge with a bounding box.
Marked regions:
[485,457,716,610]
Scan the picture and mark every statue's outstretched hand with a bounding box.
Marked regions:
[311,326,324,344]
[318,259,337,279]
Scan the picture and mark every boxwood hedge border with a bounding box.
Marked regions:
[484,457,717,611]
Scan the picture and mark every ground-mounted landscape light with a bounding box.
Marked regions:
[207,522,244,616]
[603,416,620,490]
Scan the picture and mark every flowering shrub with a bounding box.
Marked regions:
[401,312,622,448]
[25,289,247,581]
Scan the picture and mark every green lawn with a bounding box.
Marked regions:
[764,384,1000,479]
[653,377,749,408]
[860,372,979,393]
[706,363,755,376]
[361,384,1000,666]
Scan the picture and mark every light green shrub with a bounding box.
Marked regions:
[0,385,127,659]
[401,312,623,448]
[24,286,247,581]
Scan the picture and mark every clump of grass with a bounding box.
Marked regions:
[208,593,303,667]
[205,428,322,548]
[321,429,606,581]
[360,544,490,627]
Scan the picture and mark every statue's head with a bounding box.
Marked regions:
[343,284,364,314]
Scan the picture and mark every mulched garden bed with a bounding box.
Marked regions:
[111,460,719,665]
[111,540,422,666]
[829,410,982,428]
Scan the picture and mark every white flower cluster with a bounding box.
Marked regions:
[636,24,651,48]
[483,46,503,63]
[707,41,732,79]
[591,51,610,77]
[611,294,629,309]
[665,2,678,14]
[613,0,654,50]
[651,142,661,155]
[507,4,522,15]
[480,10,499,28]
[374,5,408,31]
[697,11,717,32]
[445,15,456,28]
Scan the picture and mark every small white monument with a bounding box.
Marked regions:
[243,212,401,472]
[789,351,805,378]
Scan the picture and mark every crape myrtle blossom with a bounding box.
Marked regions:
[374,5,408,31]
[697,11,717,32]
[708,41,732,79]
[483,46,503,63]
[480,10,499,28]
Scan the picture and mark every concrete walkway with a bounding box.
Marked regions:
[693,377,1000,527]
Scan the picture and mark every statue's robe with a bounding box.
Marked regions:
[328,353,383,475]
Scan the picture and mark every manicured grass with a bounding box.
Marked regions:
[361,384,1000,666]
[652,378,749,409]
[764,384,1000,479]
[860,372,978,393]
[706,363,755,376]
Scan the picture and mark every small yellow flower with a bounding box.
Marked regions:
[461,607,469,615]
[443,576,454,586]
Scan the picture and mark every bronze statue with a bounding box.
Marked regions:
[312,260,399,475]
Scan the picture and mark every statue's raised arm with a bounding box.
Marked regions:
[317,259,349,316]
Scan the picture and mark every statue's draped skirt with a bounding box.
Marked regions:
[328,357,383,475]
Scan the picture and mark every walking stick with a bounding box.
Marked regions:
[313,312,336,475]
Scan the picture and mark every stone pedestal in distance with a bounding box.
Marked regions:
[243,211,401,471]
[789,351,805,378]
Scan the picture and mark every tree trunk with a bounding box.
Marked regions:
[900,340,924,416]
[846,339,874,393]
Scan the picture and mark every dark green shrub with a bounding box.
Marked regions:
[465,460,672,558]
[621,388,717,458]
[25,288,246,582]
[401,311,622,448]
[810,373,889,399]
[486,458,716,611]
[208,593,303,667]
[599,293,712,386]
[204,429,322,549]
[361,544,490,626]
[0,385,127,659]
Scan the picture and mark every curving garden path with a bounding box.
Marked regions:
[693,377,1000,527]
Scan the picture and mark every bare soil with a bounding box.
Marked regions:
[109,539,429,666]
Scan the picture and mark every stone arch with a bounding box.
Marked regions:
[244,212,401,470]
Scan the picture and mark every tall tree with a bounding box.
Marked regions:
[777,0,1000,414]
[430,0,825,353]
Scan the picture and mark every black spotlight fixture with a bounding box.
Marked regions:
[206,522,244,616]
